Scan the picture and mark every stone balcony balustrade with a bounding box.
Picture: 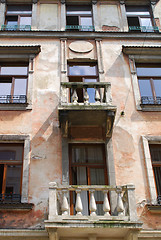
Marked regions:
[60,82,112,107]
[48,183,138,221]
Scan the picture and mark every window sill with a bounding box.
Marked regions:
[147,204,161,213]
[0,203,34,211]
[0,103,32,111]
[140,104,161,112]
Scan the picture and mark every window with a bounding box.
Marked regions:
[66,5,94,31]
[0,64,28,104]
[149,144,161,204]
[68,63,98,103]
[136,63,161,105]
[4,5,32,31]
[0,143,23,203]
[69,144,108,215]
[126,6,157,32]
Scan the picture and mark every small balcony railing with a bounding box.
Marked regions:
[141,96,161,105]
[129,26,159,32]
[0,95,27,104]
[1,25,31,31]
[66,25,95,31]
[0,193,21,203]
[48,183,138,222]
[60,82,112,106]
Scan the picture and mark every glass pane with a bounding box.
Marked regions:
[126,6,150,15]
[137,67,161,77]
[6,165,21,195]
[153,80,161,97]
[0,151,15,160]
[87,145,104,164]
[66,5,91,15]
[140,17,152,27]
[72,147,86,163]
[80,17,92,26]
[6,19,18,25]
[69,65,97,76]
[90,168,105,185]
[153,167,161,196]
[14,78,27,95]
[7,5,32,14]
[0,82,11,95]
[1,67,28,76]
[138,79,153,97]
[85,78,97,103]
[0,165,4,193]
[150,145,161,162]
[20,17,31,25]
[0,144,23,161]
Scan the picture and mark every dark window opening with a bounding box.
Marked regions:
[0,143,23,203]
[0,64,28,104]
[66,5,93,31]
[136,63,161,105]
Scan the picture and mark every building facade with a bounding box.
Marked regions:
[0,0,161,240]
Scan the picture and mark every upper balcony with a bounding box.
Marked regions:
[58,82,117,138]
[45,183,142,239]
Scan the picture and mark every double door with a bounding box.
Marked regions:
[69,144,108,215]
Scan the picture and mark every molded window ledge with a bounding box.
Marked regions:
[0,203,34,211]
[147,204,161,213]
[140,104,161,112]
[0,103,32,111]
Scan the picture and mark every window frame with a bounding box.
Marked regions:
[0,143,24,203]
[66,5,94,31]
[125,5,155,32]
[142,136,161,204]
[0,135,30,203]
[5,4,32,30]
[0,63,29,104]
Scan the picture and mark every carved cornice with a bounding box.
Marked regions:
[92,0,97,5]
[32,0,38,3]
[120,0,125,5]
[0,0,6,3]
[61,0,66,4]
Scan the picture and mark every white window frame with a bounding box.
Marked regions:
[142,135,161,204]
[0,135,30,203]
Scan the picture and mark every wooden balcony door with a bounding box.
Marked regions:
[69,144,108,215]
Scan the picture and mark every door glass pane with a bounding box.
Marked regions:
[72,147,86,163]
[0,165,4,194]
[6,165,21,195]
[87,145,104,164]
[69,65,97,76]
[0,151,15,160]
[14,78,27,95]
[153,80,161,97]
[138,79,153,97]
[153,167,161,196]
[85,78,97,103]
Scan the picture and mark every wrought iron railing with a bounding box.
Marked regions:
[129,26,159,32]
[0,193,21,203]
[1,25,31,31]
[0,95,27,104]
[66,25,95,31]
[141,96,161,105]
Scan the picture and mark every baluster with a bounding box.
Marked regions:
[72,87,78,104]
[116,187,124,216]
[90,189,97,216]
[95,87,101,104]
[61,189,69,215]
[103,190,110,216]
[84,87,89,105]
[75,190,83,215]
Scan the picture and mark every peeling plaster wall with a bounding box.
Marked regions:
[0,37,161,230]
